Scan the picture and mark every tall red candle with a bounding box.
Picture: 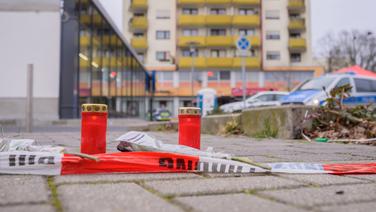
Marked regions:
[178,107,201,149]
[81,104,108,154]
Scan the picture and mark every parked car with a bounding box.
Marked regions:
[281,73,376,106]
[148,108,172,121]
[220,91,289,113]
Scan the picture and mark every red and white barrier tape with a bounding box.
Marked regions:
[1,152,376,175]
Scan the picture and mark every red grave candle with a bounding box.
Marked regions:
[81,104,108,154]
[178,107,201,149]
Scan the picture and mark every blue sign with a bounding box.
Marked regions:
[236,37,251,50]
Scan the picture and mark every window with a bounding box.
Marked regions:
[266,31,280,40]
[182,49,198,57]
[156,10,170,19]
[275,94,285,101]
[266,51,280,60]
[182,8,198,15]
[239,29,255,36]
[210,29,226,36]
[179,71,201,82]
[133,32,144,37]
[219,71,230,80]
[255,94,274,102]
[210,49,226,57]
[156,31,170,39]
[290,53,301,63]
[183,29,198,36]
[354,78,376,92]
[335,78,351,88]
[210,8,226,15]
[265,10,279,20]
[208,71,230,81]
[156,51,169,62]
[156,71,173,82]
[290,32,301,38]
[239,8,255,15]
[134,13,145,17]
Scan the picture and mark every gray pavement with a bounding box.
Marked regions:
[1,131,376,212]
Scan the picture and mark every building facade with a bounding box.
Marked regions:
[0,0,147,122]
[123,0,324,116]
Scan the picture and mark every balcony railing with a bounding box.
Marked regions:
[178,36,206,47]
[232,0,260,6]
[130,0,148,11]
[288,38,307,52]
[288,18,305,31]
[178,15,206,26]
[233,57,260,69]
[179,57,207,69]
[206,36,233,47]
[177,0,205,6]
[206,15,232,26]
[131,37,148,50]
[232,15,260,27]
[207,58,233,68]
[130,16,148,31]
[206,0,232,4]
[288,0,305,12]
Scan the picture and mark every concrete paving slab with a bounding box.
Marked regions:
[55,173,201,185]
[176,193,306,212]
[319,201,376,212]
[278,174,366,186]
[0,175,49,205]
[260,184,376,207]
[0,204,54,212]
[347,175,376,182]
[144,175,306,196]
[58,183,182,212]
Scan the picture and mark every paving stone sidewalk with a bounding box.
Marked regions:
[1,131,376,212]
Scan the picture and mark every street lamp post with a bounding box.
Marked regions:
[188,42,199,103]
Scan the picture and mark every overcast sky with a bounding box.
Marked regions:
[99,0,376,55]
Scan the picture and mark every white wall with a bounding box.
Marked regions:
[0,11,60,98]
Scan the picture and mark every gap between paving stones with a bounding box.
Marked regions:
[47,177,63,212]
[54,173,203,186]
[134,181,191,212]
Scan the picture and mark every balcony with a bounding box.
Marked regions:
[206,0,232,4]
[206,15,232,26]
[233,57,260,69]
[233,35,260,47]
[288,0,305,12]
[178,36,206,47]
[178,57,206,69]
[130,16,148,31]
[130,0,148,11]
[232,15,260,27]
[177,0,205,6]
[288,38,307,52]
[232,0,260,6]
[206,36,233,47]
[288,18,305,31]
[206,58,233,69]
[178,15,206,26]
[131,37,148,50]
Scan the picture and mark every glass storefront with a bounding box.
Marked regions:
[60,0,147,118]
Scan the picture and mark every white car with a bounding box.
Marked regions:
[220,91,289,113]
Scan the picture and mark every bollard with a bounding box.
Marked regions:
[81,104,108,154]
[26,64,33,133]
[178,107,201,149]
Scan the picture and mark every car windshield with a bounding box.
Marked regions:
[296,76,336,91]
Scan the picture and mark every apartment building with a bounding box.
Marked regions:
[124,0,323,116]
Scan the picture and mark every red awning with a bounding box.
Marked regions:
[335,65,376,78]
